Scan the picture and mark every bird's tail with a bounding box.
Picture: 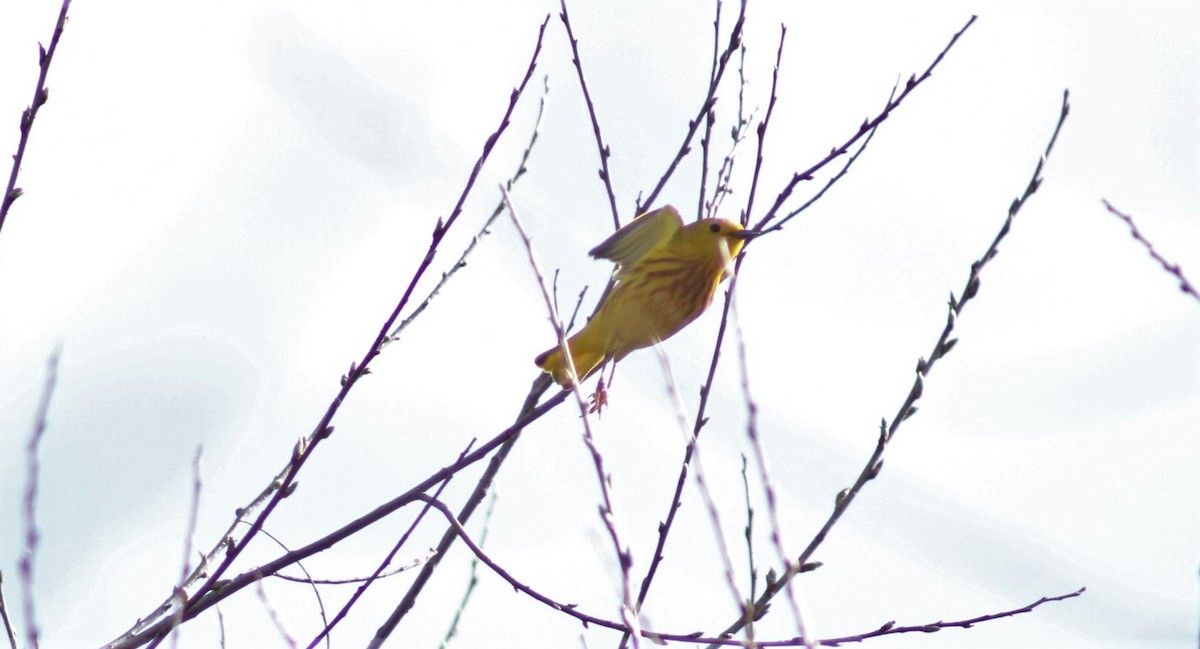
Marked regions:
[535,326,607,388]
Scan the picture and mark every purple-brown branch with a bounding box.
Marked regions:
[1102,199,1199,304]
[0,0,72,237]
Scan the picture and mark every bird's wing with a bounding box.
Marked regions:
[588,205,683,278]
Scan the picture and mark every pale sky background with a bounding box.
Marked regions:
[1,1,1198,648]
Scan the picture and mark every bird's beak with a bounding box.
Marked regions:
[730,229,761,241]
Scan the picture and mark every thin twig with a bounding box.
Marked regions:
[697,0,725,221]
[245,526,329,648]
[501,187,642,646]
[274,552,434,586]
[732,299,809,646]
[309,440,476,648]
[168,447,204,649]
[369,69,559,643]
[372,381,555,642]
[439,490,499,649]
[652,347,751,644]
[559,0,621,229]
[739,456,758,606]
[816,588,1086,647]
[0,0,72,236]
[714,90,1073,644]
[255,577,297,648]
[1101,199,1199,304]
[20,346,60,649]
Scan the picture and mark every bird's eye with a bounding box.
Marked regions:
[709,223,721,233]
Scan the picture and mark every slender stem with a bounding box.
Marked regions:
[0,0,72,237]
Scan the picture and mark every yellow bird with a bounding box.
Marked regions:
[535,205,758,388]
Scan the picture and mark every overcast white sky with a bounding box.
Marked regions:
[1,1,1198,648]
